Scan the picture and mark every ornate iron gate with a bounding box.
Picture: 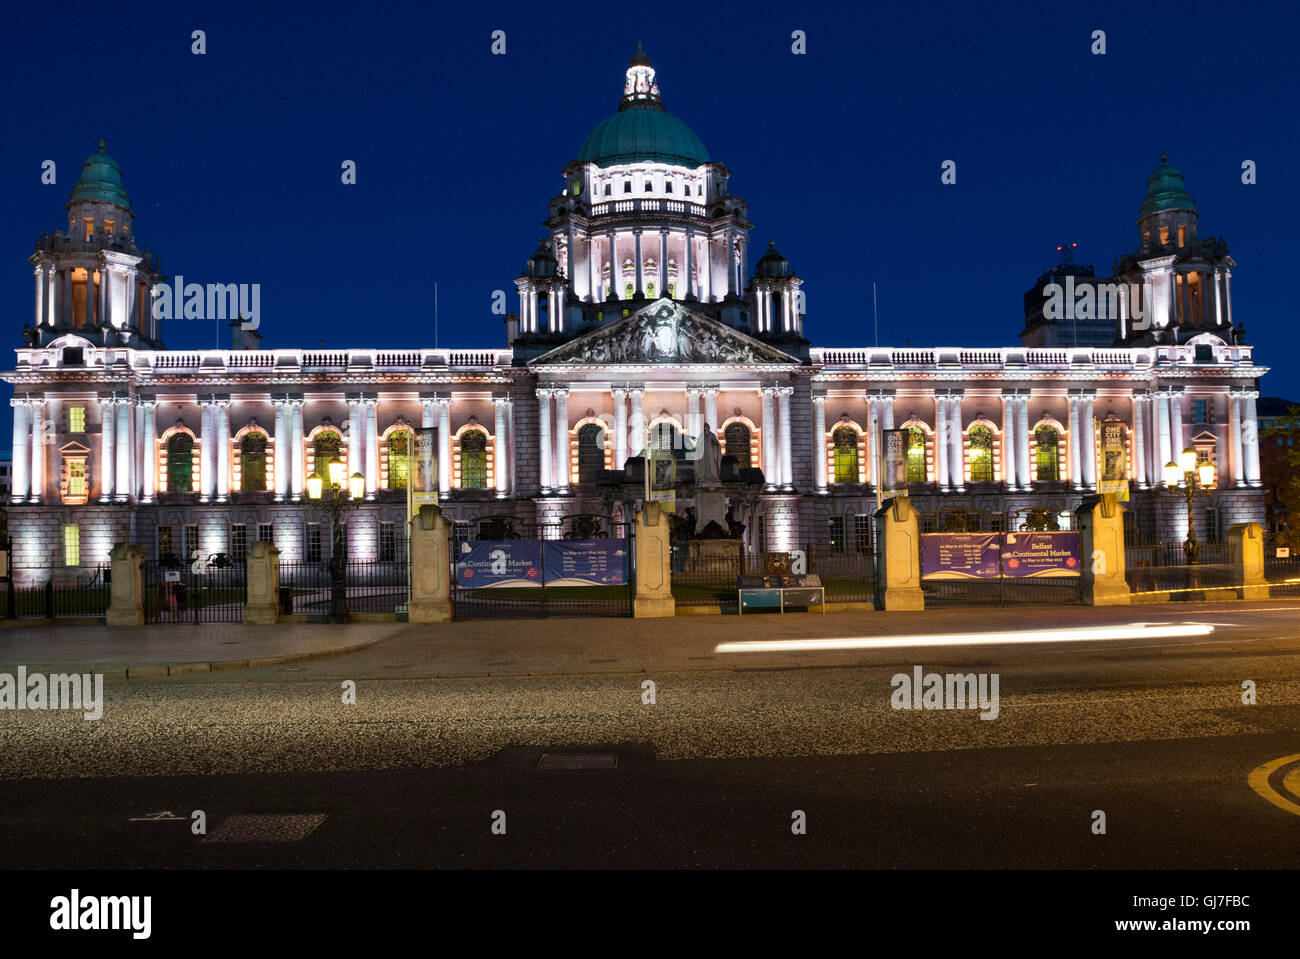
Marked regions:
[144,554,247,624]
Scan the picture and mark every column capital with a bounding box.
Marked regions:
[551,387,570,399]
[947,388,964,399]
[811,393,827,406]
[776,385,794,397]
[760,385,778,397]
[136,397,157,409]
[1131,388,1150,399]
[701,385,720,397]
[9,396,29,409]
[610,387,628,400]
[536,387,553,400]
[492,394,513,408]
[1001,388,1018,398]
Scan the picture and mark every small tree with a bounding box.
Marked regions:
[1262,404,1300,546]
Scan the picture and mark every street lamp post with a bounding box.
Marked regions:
[306,459,366,623]
[1163,446,1216,601]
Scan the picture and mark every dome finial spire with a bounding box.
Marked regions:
[98,138,106,153]
[620,45,662,111]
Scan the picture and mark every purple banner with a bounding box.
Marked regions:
[1002,531,1080,577]
[455,540,543,588]
[921,533,1000,579]
[543,541,628,586]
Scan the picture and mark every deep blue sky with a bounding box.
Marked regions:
[3,0,1298,448]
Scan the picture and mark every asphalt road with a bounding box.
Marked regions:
[2,605,1299,869]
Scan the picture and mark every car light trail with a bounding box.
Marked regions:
[714,622,1215,654]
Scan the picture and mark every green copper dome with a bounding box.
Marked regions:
[574,47,709,169]
[576,109,709,168]
[70,140,131,209]
[1139,153,1195,218]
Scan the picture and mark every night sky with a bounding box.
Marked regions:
[3,0,1298,446]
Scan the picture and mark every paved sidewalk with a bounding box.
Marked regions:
[0,623,402,678]
[2,599,1299,678]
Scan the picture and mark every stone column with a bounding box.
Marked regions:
[290,398,305,500]
[812,393,828,492]
[199,398,214,501]
[703,387,719,436]
[875,496,924,610]
[141,400,156,502]
[1068,391,1082,489]
[1079,495,1130,606]
[554,388,570,493]
[493,397,509,498]
[948,390,964,491]
[685,388,702,439]
[114,397,131,501]
[99,397,115,501]
[590,235,601,301]
[33,266,44,328]
[1016,393,1031,488]
[683,228,695,300]
[1167,388,1184,479]
[612,388,628,469]
[1080,390,1097,490]
[1155,390,1172,485]
[537,388,552,493]
[348,398,365,479]
[10,399,29,502]
[106,543,146,627]
[1132,391,1148,489]
[243,540,281,624]
[607,231,618,299]
[365,399,379,499]
[409,505,453,622]
[437,398,452,495]
[1242,391,1262,487]
[761,387,777,490]
[25,399,43,504]
[1001,389,1017,490]
[273,399,288,501]
[934,393,949,492]
[659,229,668,297]
[633,229,644,297]
[633,502,675,618]
[865,394,879,487]
[215,398,230,502]
[629,389,645,457]
[778,386,794,491]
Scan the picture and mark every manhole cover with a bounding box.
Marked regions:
[201,813,327,843]
[537,752,618,770]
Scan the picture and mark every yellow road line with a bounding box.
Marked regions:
[1248,753,1300,818]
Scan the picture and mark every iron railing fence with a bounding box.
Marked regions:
[279,559,411,615]
[1265,551,1300,597]
[142,559,246,624]
[1125,541,1237,596]
[1,564,111,619]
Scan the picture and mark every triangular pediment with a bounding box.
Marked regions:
[531,299,798,366]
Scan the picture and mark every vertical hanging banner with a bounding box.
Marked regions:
[1098,418,1129,501]
[410,425,439,512]
[647,450,676,513]
[881,428,909,495]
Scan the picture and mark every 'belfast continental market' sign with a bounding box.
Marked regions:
[921,531,1080,578]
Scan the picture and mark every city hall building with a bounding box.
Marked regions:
[4,49,1268,585]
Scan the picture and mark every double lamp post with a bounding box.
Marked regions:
[306,458,366,623]
[1163,445,1215,593]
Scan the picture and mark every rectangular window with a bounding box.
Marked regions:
[157,525,173,560]
[83,218,93,241]
[380,522,396,562]
[68,461,86,498]
[257,523,273,543]
[184,524,199,563]
[623,180,631,194]
[63,525,80,566]
[306,524,322,563]
[231,524,247,561]
[68,406,86,432]
[854,515,872,553]
[756,515,767,554]
[1193,399,1209,424]
[1205,508,1222,543]
[828,516,846,554]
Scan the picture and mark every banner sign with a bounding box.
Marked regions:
[543,541,628,586]
[921,531,1081,578]
[881,429,908,494]
[921,533,1000,579]
[1002,531,1081,577]
[647,451,676,513]
[1098,419,1130,502]
[455,540,542,588]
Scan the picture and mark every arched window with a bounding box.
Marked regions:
[906,426,927,482]
[460,429,487,489]
[167,433,193,493]
[724,422,751,467]
[1035,426,1059,481]
[969,425,993,482]
[387,429,410,490]
[577,424,605,483]
[650,421,680,452]
[833,427,858,484]
[240,433,267,492]
[313,431,342,487]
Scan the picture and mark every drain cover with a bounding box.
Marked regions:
[537,752,618,770]
[201,813,327,843]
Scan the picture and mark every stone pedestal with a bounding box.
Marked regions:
[694,487,729,536]
[409,504,453,623]
[634,502,675,618]
[244,540,281,623]
[1079,494,1131,606]
[1228,522,1269,600]
[106,542,146,627]
[873,497,922,611]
